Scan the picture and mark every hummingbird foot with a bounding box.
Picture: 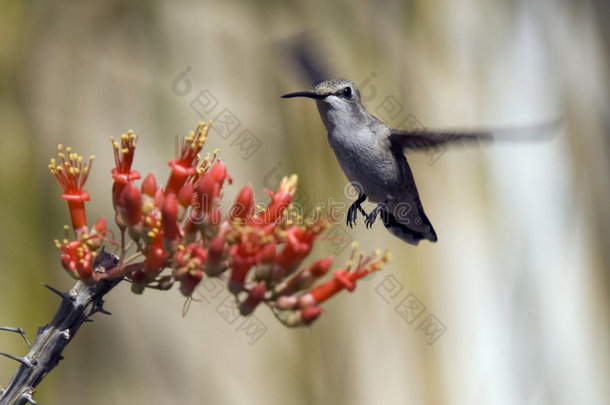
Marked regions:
[365,201,387,229]
[346,193,368,228]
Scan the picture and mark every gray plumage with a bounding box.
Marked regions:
[282,78,555,245]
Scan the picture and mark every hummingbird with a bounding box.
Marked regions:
[282,78,554,245]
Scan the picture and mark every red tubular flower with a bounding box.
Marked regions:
[273,226,317,277]
[111,131,141,208]
[228,184,254,224]
[165,122,214,195]
[298,251,391,308]
[49,125,391,328]
[48,145,94,232]
[256,175,297,225]
[193,161,231,231]
[196,161,230,213]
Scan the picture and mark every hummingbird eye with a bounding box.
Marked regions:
[342,86,353,98]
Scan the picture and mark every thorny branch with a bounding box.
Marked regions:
[0,251,121,405]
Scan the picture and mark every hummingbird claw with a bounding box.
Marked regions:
[346,193,368,228]
[365,201,387,229]
[346,206,356,228]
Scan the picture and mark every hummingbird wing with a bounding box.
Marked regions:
[389,129,492,151]
[389,120,560,152]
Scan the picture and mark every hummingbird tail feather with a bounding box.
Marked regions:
[381,202,437,246]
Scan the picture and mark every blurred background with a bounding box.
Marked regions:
[1,0,609,404]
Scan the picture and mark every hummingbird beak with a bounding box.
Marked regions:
[281,90,325,99]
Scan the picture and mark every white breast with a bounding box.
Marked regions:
[328,127,400,203]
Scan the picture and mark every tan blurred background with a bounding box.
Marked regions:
[1,0,609,404]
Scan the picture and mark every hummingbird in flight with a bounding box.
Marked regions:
[282,78,554,245]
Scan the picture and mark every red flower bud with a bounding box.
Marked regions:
[310,257,333,277]
[286,306,322,327]
[141,173,157,197]
[87,217,107,250]
[276,295,298,310]
[228,184,254,224]
[121,182,142,225]
[239,281,266,315]
[179,269,203,297]
[161,193,181,246]
[276,257,333,297]
[205,234,226,276]
[209,207,222,225]
[145,235,168,274]
[131,269,147,294]
[209,160,230,183]
[229,251,254,294]
[154,186,164,206]
[301,306,322,325]
[93,217,107,235]
[177,182,194,208]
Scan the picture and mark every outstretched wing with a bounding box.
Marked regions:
[389,119,560,152]
[389,129,492,151]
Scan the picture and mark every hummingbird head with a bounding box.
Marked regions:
[282,79,367,132]
[282,78,361,104]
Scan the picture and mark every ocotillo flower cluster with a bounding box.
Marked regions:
[49,122,390,326]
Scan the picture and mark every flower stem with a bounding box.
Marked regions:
[0,277,122,405]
